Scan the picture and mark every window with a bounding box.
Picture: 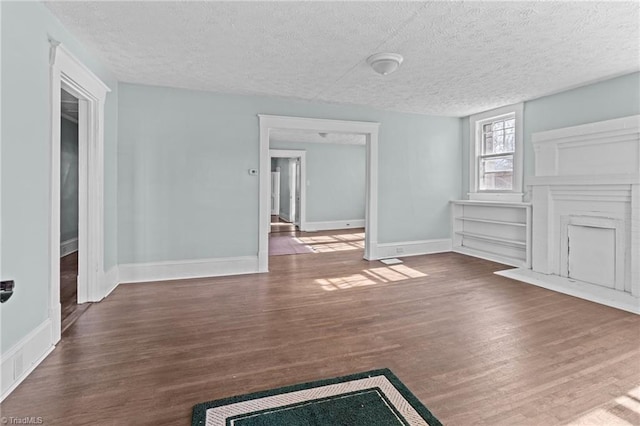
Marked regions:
[469,103,523,202]
[479,115,515,191]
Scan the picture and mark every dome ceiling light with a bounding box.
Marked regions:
[366,53,404,76]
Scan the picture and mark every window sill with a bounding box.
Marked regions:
[468,192,524,202]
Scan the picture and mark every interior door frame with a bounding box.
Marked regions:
[269,170,281,217]
[49,40,110,343]
[269,149,307,230]
[258,115,380,272]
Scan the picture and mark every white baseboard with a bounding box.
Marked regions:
[60,237,78,257]
[453,246,526,268]
[101,265,119,298]
[496,268,640,314]
[118,256,260,284]
[279,213,291,223]
[376,238,452,259]
[1,319,55,402]
[304,219,365,232]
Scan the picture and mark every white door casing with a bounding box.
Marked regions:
[259,115,380,272]
[270,171,280,216]
[49,40,110,343]
[294,159,301,227]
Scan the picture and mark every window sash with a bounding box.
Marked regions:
[477,153,514,192]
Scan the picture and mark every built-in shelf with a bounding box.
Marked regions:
[454,231,526,247]
[454,217,526,227]
[451,200,531,268]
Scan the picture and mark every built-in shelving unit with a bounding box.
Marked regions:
[451,200,531,268]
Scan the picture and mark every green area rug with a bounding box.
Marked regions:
[192,369,442,426]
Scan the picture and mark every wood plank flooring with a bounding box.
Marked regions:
[2,232,639,425]
[270,215,296,234]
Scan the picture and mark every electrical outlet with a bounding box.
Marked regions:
[396,247,404,254]
[1,280,14,303]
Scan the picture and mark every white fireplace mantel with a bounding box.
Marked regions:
[498,115,640,314]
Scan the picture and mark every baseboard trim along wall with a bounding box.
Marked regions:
[1,319,55,402]
[376,239,452,259]
[304,219,365,232]
[60,237,78,257]
[278,213,292,223]
[101,265,119,298]
[118,256,260,284]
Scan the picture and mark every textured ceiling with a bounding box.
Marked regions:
[45,1,640,117]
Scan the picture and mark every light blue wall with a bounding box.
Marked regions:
[60,117,79,242]
[523,72,640,182]
[461,72,640,195]
[270,141,366,223]
[118,83,461,263]
[0,2,118,352]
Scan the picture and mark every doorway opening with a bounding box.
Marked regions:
[59,89,92,332]
[268,133,367,257]
[269,150,306,234]
[269,150,308,256]
[258,115,379,271]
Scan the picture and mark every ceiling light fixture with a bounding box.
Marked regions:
[366,52,404,76]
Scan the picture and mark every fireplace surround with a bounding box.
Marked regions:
[497,115,639,313]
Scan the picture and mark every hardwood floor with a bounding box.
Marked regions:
[270,215,296,234]
[60,252,92,333]
[2,238,639,425]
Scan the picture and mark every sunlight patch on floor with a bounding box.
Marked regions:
[316,264,427,291]
[564,386,640,425]
[298,233,365,253]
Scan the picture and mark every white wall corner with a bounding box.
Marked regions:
[376,239,452,259]
[1,319,55,402]
[304,219,365,232]
[118,256,260,284]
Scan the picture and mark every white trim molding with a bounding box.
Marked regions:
[60,237,78,257]
[258,115,380,271]
[376,239,452,259]
[304,219,365,232]
[1,319,55,402]
[468,103,524,202]
[118,256,260,284]
[101,265,120,298]
[49,41,111,344]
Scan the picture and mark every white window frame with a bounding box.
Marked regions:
[468,103,524,202]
